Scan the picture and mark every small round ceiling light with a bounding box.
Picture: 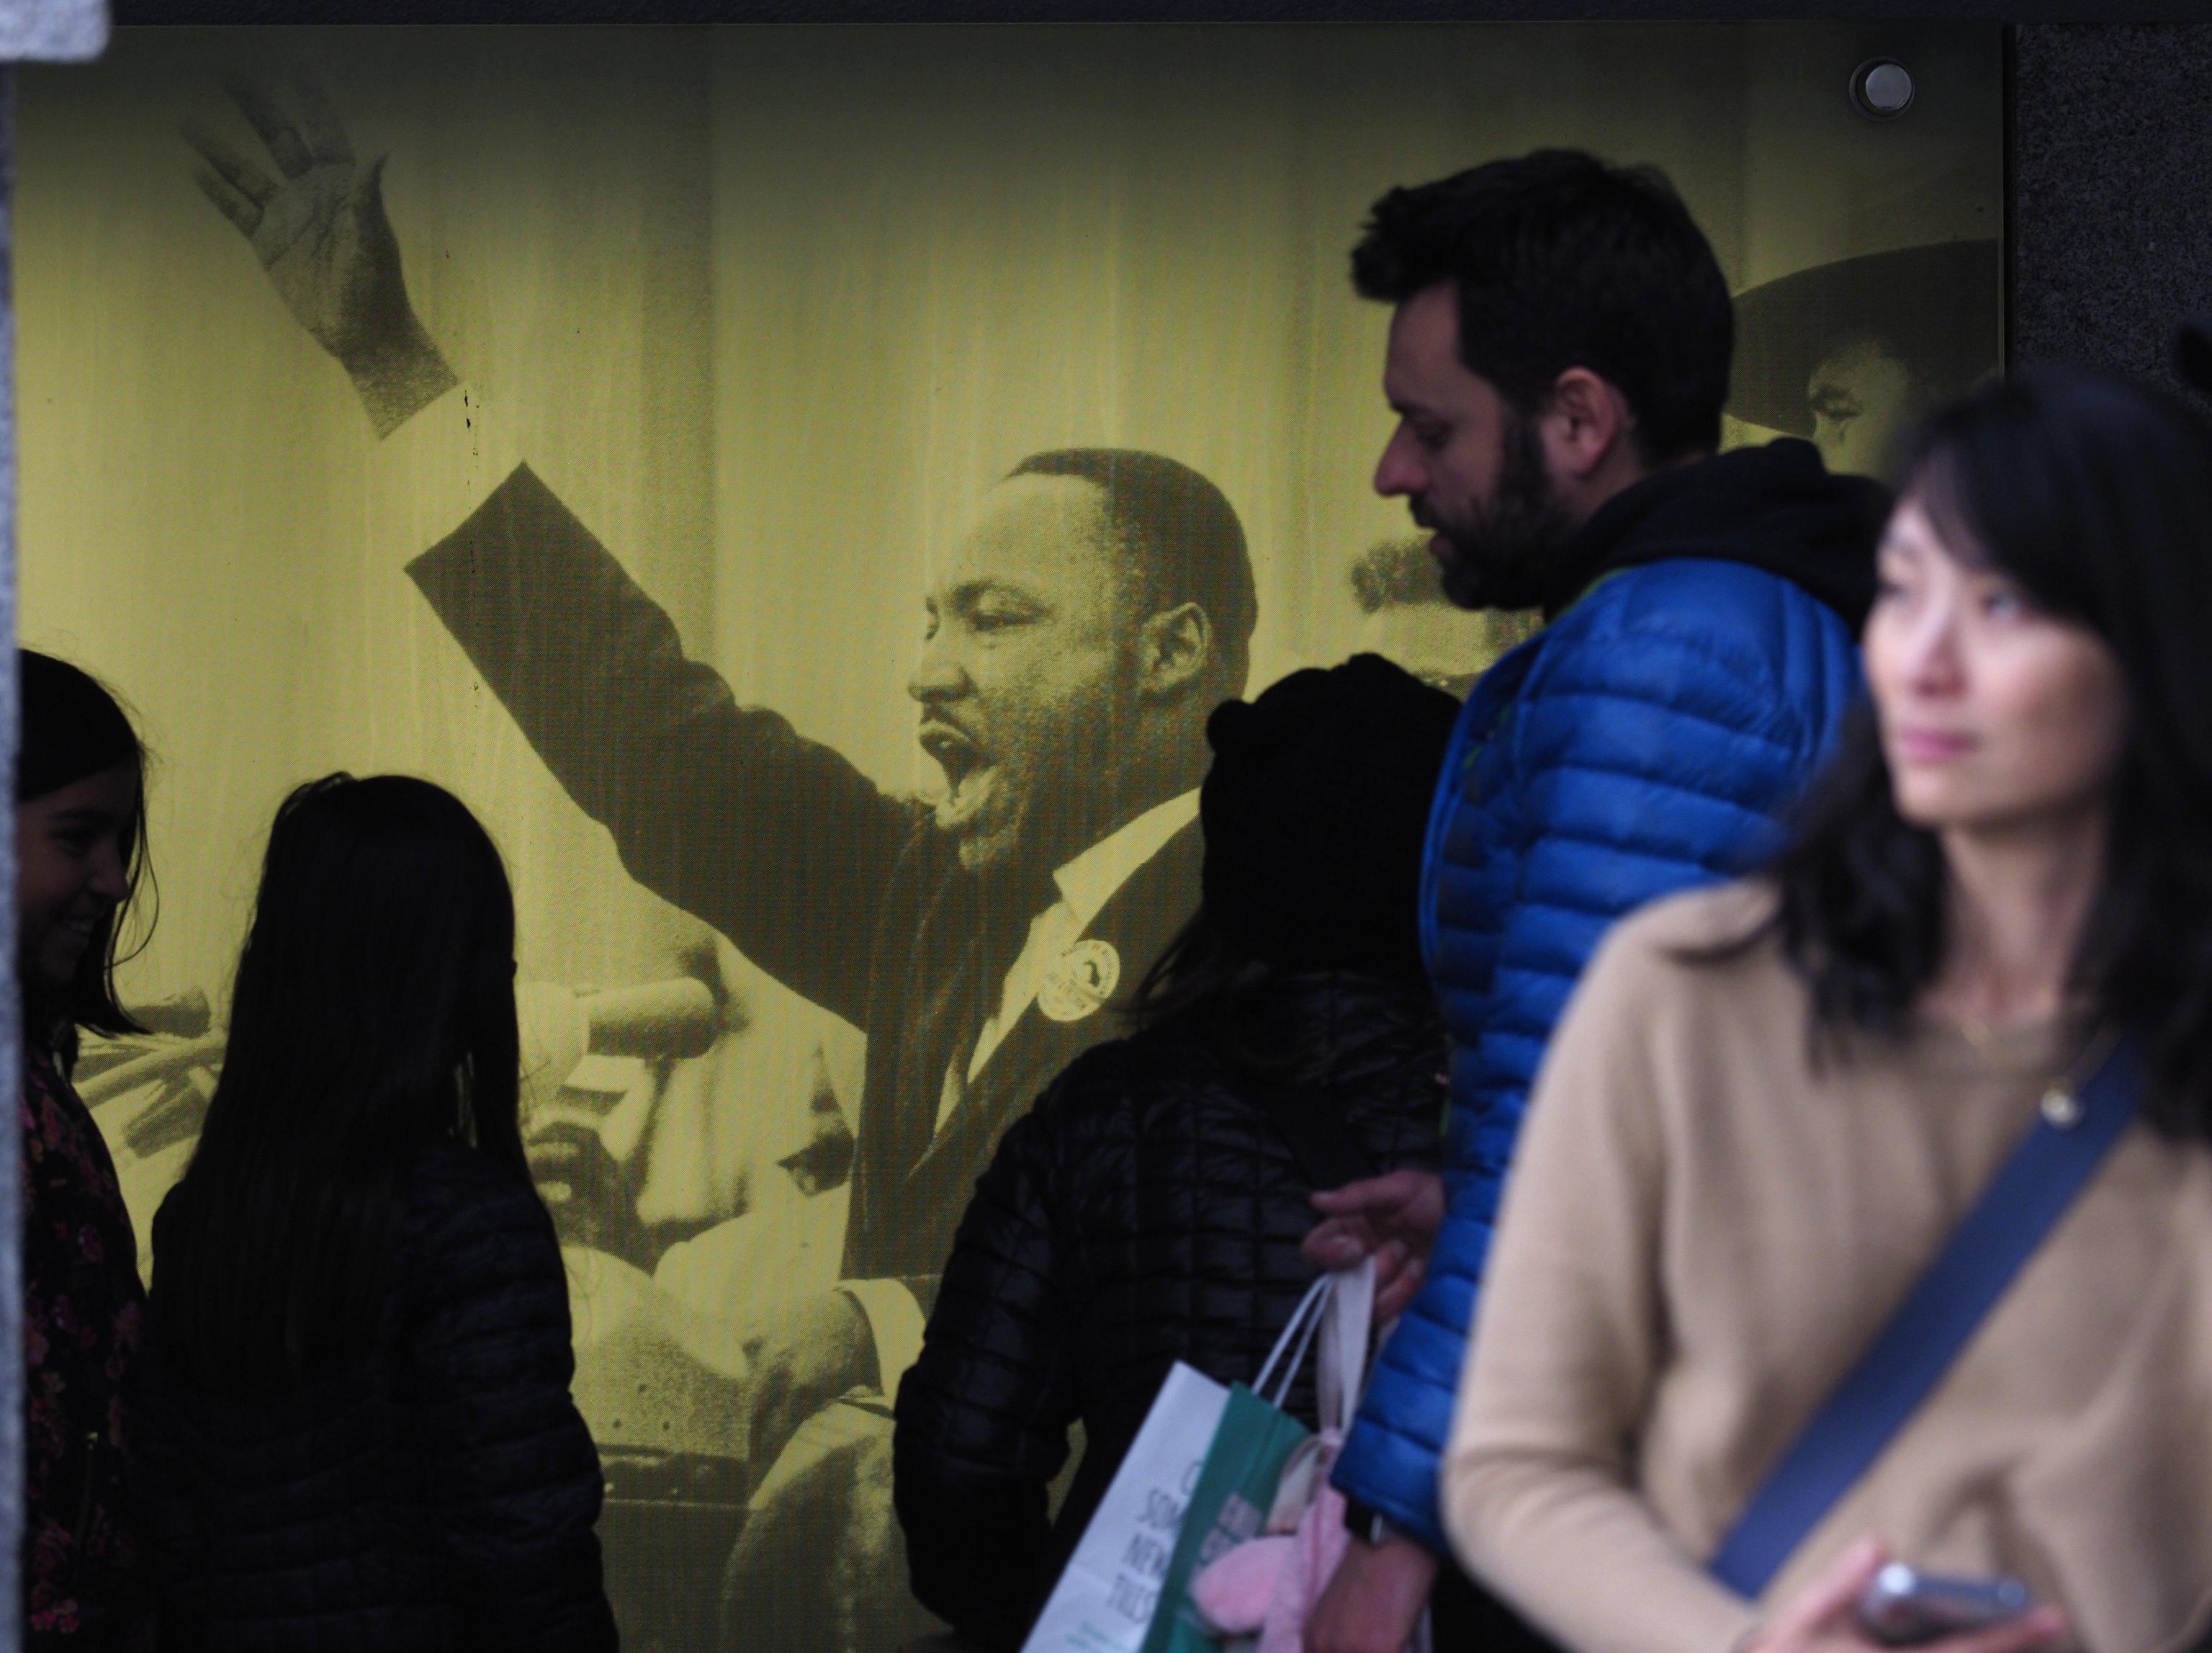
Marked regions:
[1851,58,1915,121]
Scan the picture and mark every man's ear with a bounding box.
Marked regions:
[1539,367,1637,483]
[1136,602,1213,699]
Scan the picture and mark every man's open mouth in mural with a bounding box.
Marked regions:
[919,715,994,835]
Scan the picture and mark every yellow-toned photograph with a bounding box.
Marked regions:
[20,22,2000,1649]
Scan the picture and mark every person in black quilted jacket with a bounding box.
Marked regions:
[125,775,616,1652]
[892,653,1470,1651]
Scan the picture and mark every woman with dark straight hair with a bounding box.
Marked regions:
[17,650,156,1650]
[128,774,615,1651]
[1444,369,2212,1653]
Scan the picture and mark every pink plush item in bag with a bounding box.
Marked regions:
[1262,1446,1352,1653]
[1190,1434,1351,1653]
[1190,1267,1426,1653]
[1189,1533,1294,1636]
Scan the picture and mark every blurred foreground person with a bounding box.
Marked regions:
[19,652,156,1650]
[893,655,1458,1651]
[129,776,616,1652]
[1449,369,2212,1653]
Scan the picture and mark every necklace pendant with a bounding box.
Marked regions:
[2041,1085,2084,1129]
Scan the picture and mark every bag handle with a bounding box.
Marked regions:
[1256,1274,1332,1407]
[1709,1037,2140,1598]
[1315,1257,1376,1435]
[1251,1258,1378,1420]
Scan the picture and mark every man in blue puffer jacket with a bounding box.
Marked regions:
[1300,152,1884,1653]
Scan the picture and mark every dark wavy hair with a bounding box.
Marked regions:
[17,650,155,1055]
[1352,148,1733,465]
[154,774,528,1397]
[1761,368,2212,1137]
[1128,905,1292,1067]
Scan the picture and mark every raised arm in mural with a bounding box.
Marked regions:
[184,73,914,1031]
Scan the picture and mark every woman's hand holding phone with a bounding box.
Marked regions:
[1742,1538,2069,1653]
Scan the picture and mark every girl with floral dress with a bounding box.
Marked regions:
[17,651,155,1649]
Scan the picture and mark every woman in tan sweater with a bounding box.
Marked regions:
[1445,367,2212,1653]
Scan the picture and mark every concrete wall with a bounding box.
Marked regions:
[2013,24,2212,387]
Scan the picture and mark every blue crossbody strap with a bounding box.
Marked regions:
[1709,1036,2141,1599]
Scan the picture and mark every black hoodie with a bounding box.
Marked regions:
[1542,437,1889,630]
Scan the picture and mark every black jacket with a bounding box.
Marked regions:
[891,974,1447,1651]
[1542,437,1888,627]
[127,1141,617,1652]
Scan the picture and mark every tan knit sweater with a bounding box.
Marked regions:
[1444,882,2212,1653]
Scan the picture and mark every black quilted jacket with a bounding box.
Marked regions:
[127,1139,618,1652]
[892,972,1447,1651]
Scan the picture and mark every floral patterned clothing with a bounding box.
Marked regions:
[22,1041,147,1647]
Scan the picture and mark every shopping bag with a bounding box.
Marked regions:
[1020,1361,1232,1653]
[1138,1274,1341,1653]
[1187,1260,1431,1653]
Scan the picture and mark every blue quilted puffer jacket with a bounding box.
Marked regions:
[1332,440,1879,1550]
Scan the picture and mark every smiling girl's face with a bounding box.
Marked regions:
[1865,497,2126,837]
[16,762,139,1013]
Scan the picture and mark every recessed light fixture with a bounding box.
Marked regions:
[1851,58,1915,121]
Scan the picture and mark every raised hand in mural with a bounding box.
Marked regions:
[182,70,456,436]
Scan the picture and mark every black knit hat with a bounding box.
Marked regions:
[1199,653,1461,983]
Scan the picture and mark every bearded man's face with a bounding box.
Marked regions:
[1372,282,1576,612]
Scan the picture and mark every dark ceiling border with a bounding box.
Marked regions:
[99,1,2212,26]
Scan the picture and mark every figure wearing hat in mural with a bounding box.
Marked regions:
[1730,240,2001,478]
[184,76,1254,1647]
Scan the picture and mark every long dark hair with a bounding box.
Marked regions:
[17,650,155,1052]
[1129,908,1300,1075]
[1762,369,2212,1136]
[1128,910,1445,1094]
[156,774,526,1397]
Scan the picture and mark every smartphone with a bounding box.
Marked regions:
[1856,1563,2034,1646]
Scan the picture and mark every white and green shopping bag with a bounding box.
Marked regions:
[1019,1361,1233,1653]
[1018,1270,1354,1653]
[1136,1269,1362,1653]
